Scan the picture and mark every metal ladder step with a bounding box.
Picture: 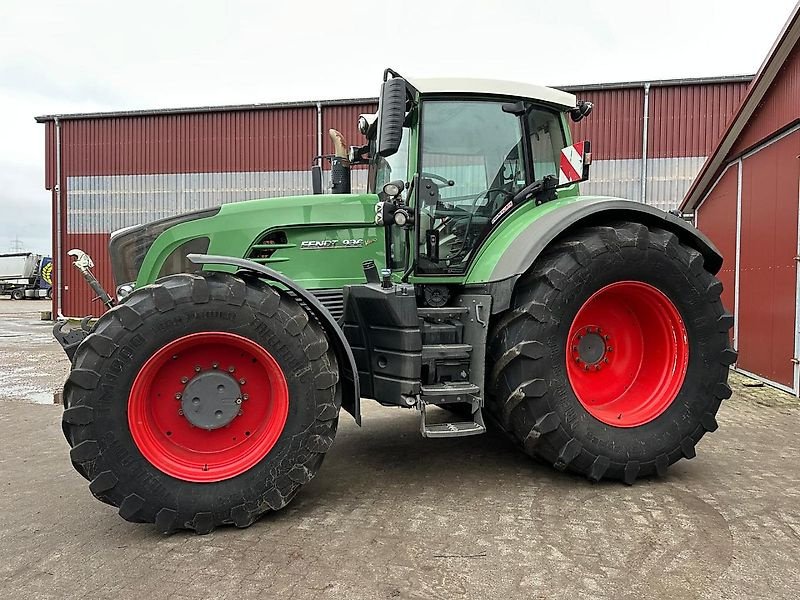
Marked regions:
[423,420,486,438]
[417,307,469,321]
[421,343,472,360]
[420,381,480,397]
[418,398,486,438]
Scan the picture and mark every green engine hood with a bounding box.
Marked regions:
[135,193,384,290]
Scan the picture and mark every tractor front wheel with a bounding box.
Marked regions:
[62,272,341,533]
[487,222,736,483]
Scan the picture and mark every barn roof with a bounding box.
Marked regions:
[681,2,800,212]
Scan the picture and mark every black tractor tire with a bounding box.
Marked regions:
[10,289,24,300]
[62,272,341,533]
[487,222,736,484]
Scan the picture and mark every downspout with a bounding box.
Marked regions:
[316,102,323,166]
[54,117,64,319]
[640,82,650,204]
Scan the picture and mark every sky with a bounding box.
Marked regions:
[0,0,796,255]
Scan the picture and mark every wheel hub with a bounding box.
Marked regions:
[181,371,243,430]
[571,326,611,370]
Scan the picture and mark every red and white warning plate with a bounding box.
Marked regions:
[559,141,589,186]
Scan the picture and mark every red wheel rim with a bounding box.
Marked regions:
[128,332,289,482]
[566,281,689,427]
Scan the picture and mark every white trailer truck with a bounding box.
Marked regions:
[0,253,52,300]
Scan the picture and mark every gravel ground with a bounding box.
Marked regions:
[0,299,68,404]
[0,300,799,599]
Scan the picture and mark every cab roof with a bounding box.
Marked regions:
[406,76,577,109]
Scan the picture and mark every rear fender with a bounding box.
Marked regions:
[188,254,361,425]
[473,198,723,314]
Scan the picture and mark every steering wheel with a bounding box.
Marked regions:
[420,172,456,187]
[442,187,517,259]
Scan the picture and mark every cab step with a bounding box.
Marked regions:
[418,398,486,438]
[420,381,479,404]
[421,343,472,360]
[417,307,469,321]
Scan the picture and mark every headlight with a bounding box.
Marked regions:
[108,207,219,285]
[383,181,403,197]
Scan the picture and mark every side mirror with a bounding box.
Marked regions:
[570,100,593,122]
[377,77,407,158]
[558,140,592,186]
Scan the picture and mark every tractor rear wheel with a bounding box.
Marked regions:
[62,272,341,533]
[487,222,735,483]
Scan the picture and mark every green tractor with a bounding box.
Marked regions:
[57,70,735,534]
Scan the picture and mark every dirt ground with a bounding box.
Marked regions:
[1,298,799,599]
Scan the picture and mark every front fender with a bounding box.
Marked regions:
[466,197,722,313]
[188,254,361,425]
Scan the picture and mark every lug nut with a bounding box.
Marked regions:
[235,398,242,405]
[180,376,189,384]
[239,378,246,385]
[178,409,184,416]
[194,365,201,372]
[604,357,609,363]
[175,393,182,400]
[238,410,244,416]
[242,394,249,401]
[212,363,219,369]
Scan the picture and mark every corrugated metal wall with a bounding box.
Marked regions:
[694,163,739,316]
[694,41,800,392]
[43,78,751,317]
[567,80,749,210]
[731,42,800,156]
[737,130,800,389]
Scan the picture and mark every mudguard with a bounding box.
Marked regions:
[188,254,361,425]
[477,198,723,314]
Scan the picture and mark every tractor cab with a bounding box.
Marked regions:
[329,70,593,280]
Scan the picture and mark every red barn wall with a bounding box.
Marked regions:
[695,163,738,314]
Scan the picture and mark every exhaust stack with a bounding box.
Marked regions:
[328,129,351,194]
